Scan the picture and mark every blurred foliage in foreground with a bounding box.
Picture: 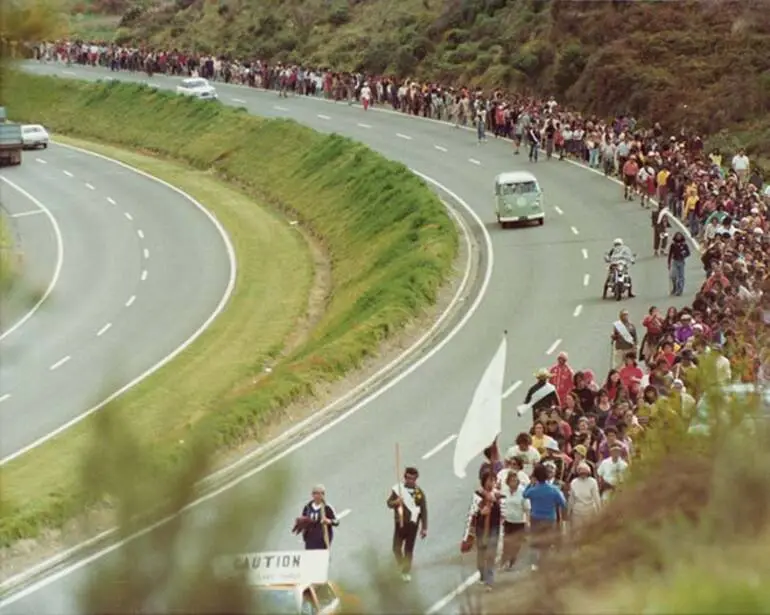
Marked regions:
[73,404,425,614]
[479,357,770,614]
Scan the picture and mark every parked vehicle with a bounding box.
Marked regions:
[494,171,545,228]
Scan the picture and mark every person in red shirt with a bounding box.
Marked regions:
[641,306,664,366]
[619,351,644,392]
[549,351,574,406]
[622,155,640,201]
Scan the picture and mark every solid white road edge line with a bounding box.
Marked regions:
[96,323,112,337]
[0,140,238,467]
[0,394,11,404]
[0,169,493,605]
[0,178,64,343]
[49,355,71,371]
[502,380,522,400]
[545,339,562,355]
[573,304,583,317]
[422,434,457,460]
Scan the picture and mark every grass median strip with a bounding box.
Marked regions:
[0,72,457,548]
[0,135,314,547]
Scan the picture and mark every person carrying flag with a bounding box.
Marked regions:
[291,484,339,550]
[386,467,428,583]
[519,368,560,423]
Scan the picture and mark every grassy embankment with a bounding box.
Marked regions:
[0,215,20,295]
[116,0,770,165]
[0,71,457,548]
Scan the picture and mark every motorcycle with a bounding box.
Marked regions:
[603,259,634,301]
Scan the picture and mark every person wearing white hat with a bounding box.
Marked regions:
[568,462,601,529]
[519,368,559,423]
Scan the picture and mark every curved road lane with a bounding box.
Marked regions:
[1,64,702,614]
[0,143,233,461]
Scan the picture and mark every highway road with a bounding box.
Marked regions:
[0,143,233,462]
[1,63,701,614]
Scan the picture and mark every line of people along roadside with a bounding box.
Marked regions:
[36,39,770,592]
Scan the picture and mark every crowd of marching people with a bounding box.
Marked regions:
[36,39,770,591]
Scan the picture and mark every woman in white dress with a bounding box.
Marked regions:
[568,462,601,529]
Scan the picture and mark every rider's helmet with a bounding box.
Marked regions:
[613,238,623,246]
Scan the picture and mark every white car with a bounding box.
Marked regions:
[21,124,49,149]
[176,77,218,100]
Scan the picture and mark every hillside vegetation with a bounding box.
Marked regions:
[115,0,770,160]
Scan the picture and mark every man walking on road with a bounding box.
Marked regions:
[668,232,691,296]
[387,467,428,583]
[611,310,638,369]
[293,484,340,550]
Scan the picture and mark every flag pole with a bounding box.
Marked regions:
[482,331,505,548]
[395,443,404,528]
[320,497,330,549]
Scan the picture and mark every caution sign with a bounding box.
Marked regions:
[214,550,330,586]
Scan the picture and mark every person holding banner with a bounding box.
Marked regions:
[461,469,502,590]
[519,368,560,423]
[292,485,339,550]
[611,309,638,369]
[387,467,428,583]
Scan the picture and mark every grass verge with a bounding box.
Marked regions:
[0,214,20,295]
[0,71,457,548]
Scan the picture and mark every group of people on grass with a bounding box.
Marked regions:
[39,39,770,592]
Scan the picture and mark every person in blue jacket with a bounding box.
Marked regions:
[523,463,567,570]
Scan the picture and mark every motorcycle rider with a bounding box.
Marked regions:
[604,238,636,298]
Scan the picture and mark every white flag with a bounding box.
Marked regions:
[453,336,507,479]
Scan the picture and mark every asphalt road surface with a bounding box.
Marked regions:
[0,142,232,461]
[2,63,701,614]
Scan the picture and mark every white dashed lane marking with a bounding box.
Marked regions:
[231,97,246,104]
[422,434,457,460]
[357,123,372,129]
[554,206,563,215]
[337,509,352,520]
[125,295,136,307]
[137,229,145,239]
[434,145,448,152]
[50,355,71,371]
[582,248,588,259]
[140,269,148,282]
[85,183,95,190]
[502,380,523,399]
[63,170,73,178]
[274,105,288,112]
[545,339,562,355]
[143,248,149,259]
[107,197,116,205]
[317,114,331,120]
[573,304,583,317]
[11,210,44,219]
[396,133,413,140]
[583,274,590,287]
[570,226,580,235]
[35,158,47,164]
[124,212,133,221]
[468,158,481,166]
[97,323,112,337]
[0,394,11,404]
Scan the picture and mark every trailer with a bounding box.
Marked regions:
[0,107,23,166]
